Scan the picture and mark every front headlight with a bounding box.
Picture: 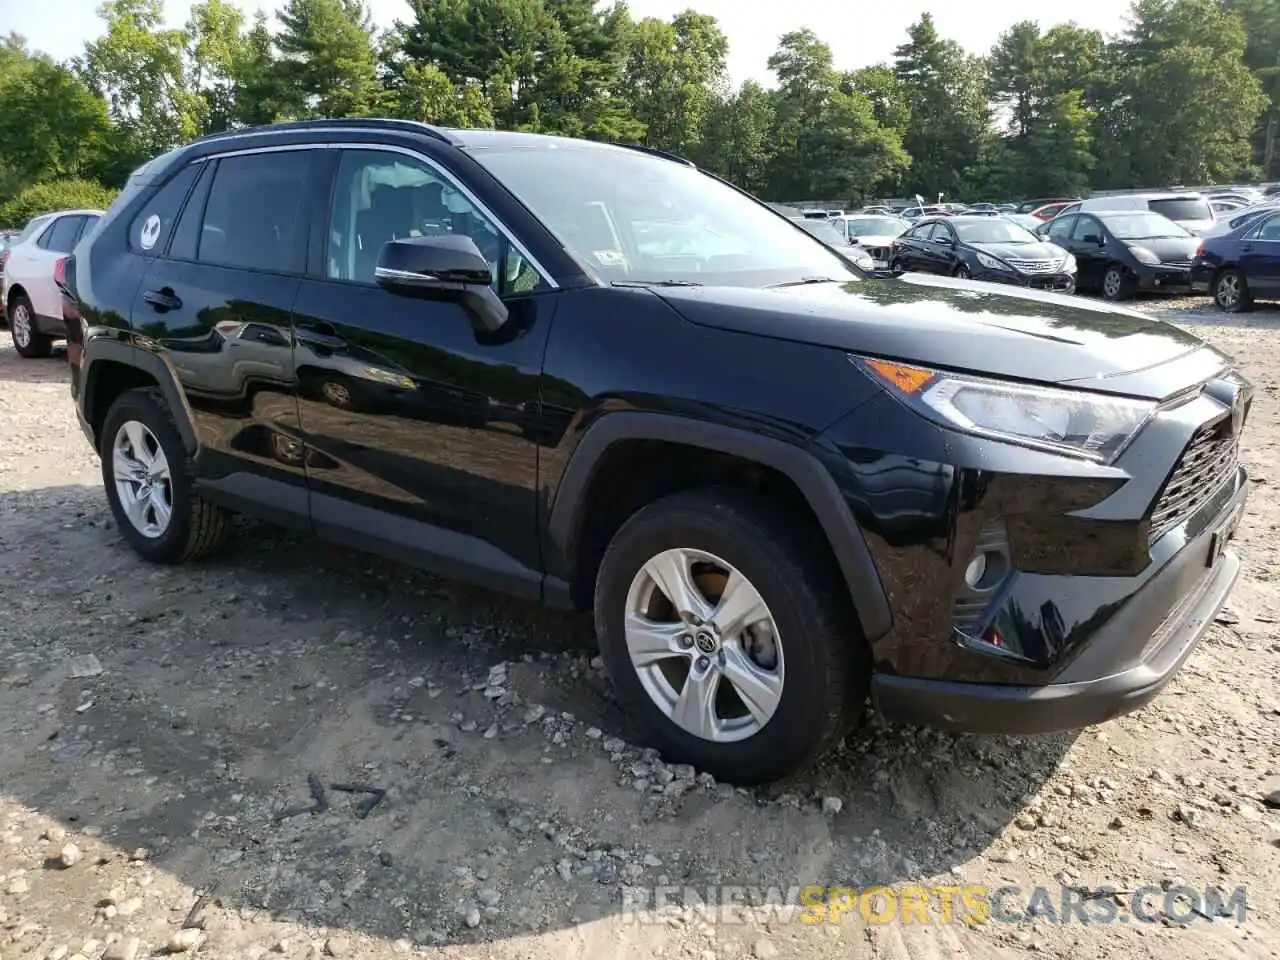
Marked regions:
[976,252,1009,271]
[1129,245,1160,265]
[854,357,1155,463]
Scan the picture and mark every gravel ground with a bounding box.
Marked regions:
[1,292,1279,960]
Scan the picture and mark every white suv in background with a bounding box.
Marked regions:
[2,209,103,357]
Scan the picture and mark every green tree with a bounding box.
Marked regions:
[0,179,119,228]
[389,60,494,126]
[765,30,909,202]
[78,0,202,155]
[623,11,728,155]
[988,20,1042,141]
[844,65,910,134]
[274,0,384,118]
[231,12,289,125]
[0,55,112,185]
[186,0,246,134]
[1099,0,1266,185]
[894,13,990,199]
[697,81,775,194]
[536,0,641,140]
[1221,0,1280,178]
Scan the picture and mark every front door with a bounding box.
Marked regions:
[1069,215,1107,290]
[292,145,556,596]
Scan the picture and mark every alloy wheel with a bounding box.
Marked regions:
[11,303,30,348]
[624,547,784,743]
[1216,273,1241,309]
[1103,270,1123,298]
[112,420,174,539]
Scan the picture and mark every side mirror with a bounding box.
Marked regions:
[375,234,508,333]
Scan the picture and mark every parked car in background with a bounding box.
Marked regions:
[65,119,1253,784]
[2,208,103,356]
[839,214,908,268]
[856,205,894,215]
[1017,197,1079,214]
[1191,207,1280,312]
[791,217,876,271]
[1210,198,1247,216]
[901,205,945,219]
[1005,213,1046,232]
[1042,209,1199,300]
[1204,203,1279,237]
[1028,201,1076,222]
[1047,194,1217,236]
[889,215,1076,292]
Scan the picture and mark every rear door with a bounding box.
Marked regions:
[130,148,316,523]
[920,222,955,274]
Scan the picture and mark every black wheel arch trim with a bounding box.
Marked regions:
[81,336,199,454]
[546,411,893,641]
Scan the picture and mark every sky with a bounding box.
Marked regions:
[6,0,1135,86]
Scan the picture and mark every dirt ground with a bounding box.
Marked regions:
[1,292,1278,960]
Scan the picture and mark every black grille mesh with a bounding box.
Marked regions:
[1149,420,1238,542]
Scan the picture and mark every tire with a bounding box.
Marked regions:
[1101,266,1134,301]
[1062,277,1077,296]
[7,293,53,358]
[1213,268,1252,313]
[953,264,971,280]
[101,387,229,563]
[593,487,869,784]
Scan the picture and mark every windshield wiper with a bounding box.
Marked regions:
[767,276,839,289]
[611,279,703,287]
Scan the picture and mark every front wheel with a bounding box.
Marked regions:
[1213,269,1252,313]
[952,264,971,280]
[1101,266,1134,301]
[8,293,53,358]
[593,488,868,784]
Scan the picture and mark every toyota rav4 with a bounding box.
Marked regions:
[64,119,1252,784]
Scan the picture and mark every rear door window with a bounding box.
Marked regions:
[196,151,311,274]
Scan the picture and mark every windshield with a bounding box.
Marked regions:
[470,143,859,286]
[844,217,904,237]
[1104,212,1191,239]
[1148,198,1213,222]
[953,219,1038,244]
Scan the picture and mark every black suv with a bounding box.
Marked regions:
[65,119,1252,784]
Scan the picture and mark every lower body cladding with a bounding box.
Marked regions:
[814,387,1250,735]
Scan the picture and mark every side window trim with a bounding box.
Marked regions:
[165,160,216,260]
[1253,214,1280,241]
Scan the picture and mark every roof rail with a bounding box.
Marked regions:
[191,118,458,146]
[613,142,696,167]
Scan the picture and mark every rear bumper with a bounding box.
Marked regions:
[872,467,1248,734]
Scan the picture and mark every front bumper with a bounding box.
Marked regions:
[871,469,1246,733]
[814,371,1252,735]
[974,268,1076,292]
[1134,263,1192,291]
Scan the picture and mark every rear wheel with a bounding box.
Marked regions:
[101,387,229,563]
[1213,269,1252,313]
[1101,266,1134,301]
[593,488,868,784]
[8,293,52,358]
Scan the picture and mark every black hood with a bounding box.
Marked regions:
[652,274,1228,400]
[967,240,1067,262]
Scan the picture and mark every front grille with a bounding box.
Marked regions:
[1006,258,1058,274]
[1161,258,1193,268]
[1149,420,1239,542]
[861,245,890,260]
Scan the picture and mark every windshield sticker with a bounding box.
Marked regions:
[592,250,626,266]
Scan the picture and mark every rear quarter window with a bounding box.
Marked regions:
[128,162,204,255]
